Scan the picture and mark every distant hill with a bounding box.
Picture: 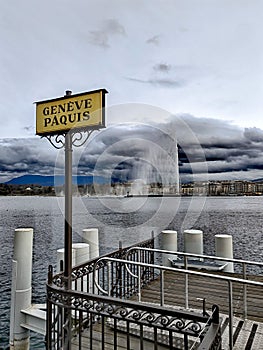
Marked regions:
[252,178,263,183]
[5,174,113,186]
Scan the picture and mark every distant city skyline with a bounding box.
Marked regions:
[2,176,263,197]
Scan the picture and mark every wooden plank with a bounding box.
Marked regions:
[139,271,263,322]
[71,323,172,350]
[71,270,263,349]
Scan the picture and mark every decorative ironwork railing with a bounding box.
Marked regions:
[46,237,222,350]
[46,283,221,349]
[52,237,155,296]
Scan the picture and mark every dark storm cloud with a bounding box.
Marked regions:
[0,138,58,182]
[77,125,164,172]
[164,115,263,181]
[244,127,263,143]
[1,116,263,183]
[76,124,177,182]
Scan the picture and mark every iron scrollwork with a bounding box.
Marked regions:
[43,129,96,149]
[47,286,206,338]
[44,133,67,149]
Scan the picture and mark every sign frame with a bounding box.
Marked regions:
[35,88,108,136]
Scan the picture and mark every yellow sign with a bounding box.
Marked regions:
[36,89,107,136]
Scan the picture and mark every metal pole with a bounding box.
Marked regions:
[228,281,233,350]
[184,256,189,309]
[160,270,164,306]
[64,129,73,288]
[243,262,247,320]
[138,252,141,302]
[107,261,112,296]
[64,90,73,349]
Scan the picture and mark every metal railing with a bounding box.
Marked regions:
[125,247,263,349]
[46,282,221,350]
[126,247,263,318]
[46,237,222,349]
[51,237,155,293]
[94,255,263,350]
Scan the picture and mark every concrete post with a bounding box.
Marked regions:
[73,243,90,265]
[162,230,177,266]
[56,248,76,273]
[73,243,90,292]
[184,229,204,260]
[82,228,99,294]
[56,244,90,289]
[10,228,33,350]
[215,234,234,272]
[82,228,99,259]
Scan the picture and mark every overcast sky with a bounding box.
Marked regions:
[1,0,263,182]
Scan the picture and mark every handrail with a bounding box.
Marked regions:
[125,246,263,267]
[94,256,263,350]
[47,281,219,349]
[50,236,155,288]
[94,257,263,289]
[125,246,263,322]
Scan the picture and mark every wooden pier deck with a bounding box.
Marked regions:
[140,270,263,322]
[139,270,263,349]
[71,270,263,349]
[72,326,173,350]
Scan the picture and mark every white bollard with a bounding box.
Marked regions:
[56,248,65,273]
[72,243,90,266]
[10,228,33,350]
[82,228,99,294]
[215,234,234,272]
[56,248,76,273]
[184,229,203,260]
[82,228,99,259]
[56,244,90,271]
[73,243,90,292]
[56,244,90,290]
[162,230,177,266]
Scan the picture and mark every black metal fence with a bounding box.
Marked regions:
[51,237,155,295]
[46,237,222,349]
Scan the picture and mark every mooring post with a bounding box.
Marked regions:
[82,228,100,294]
[184,229,204,261]
[215,234,234,272]
[82,228,99,259]
[162,230,178,266]
[9,228,33,350]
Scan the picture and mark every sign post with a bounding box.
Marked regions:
[36,88,107,348]
[64,91,73,289]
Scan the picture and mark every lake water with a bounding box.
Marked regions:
[1,195,263,348]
